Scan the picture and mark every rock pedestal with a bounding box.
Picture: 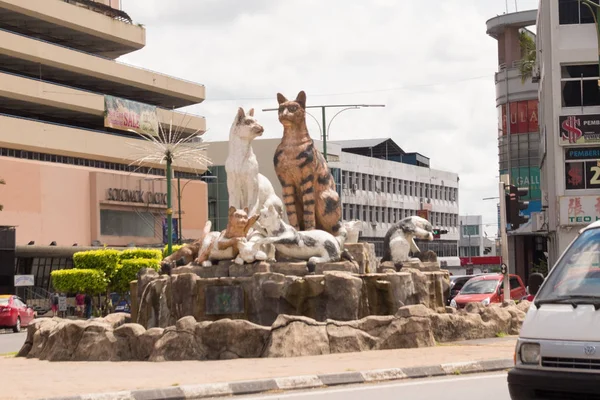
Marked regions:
[18,301,531,362]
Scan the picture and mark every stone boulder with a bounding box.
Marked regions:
[324,271,363,321]
[198,318,270,360]
[263,315,330,358]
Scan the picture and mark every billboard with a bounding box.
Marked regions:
[559,114,600,145]
[559,195,600,226]
[501,100,538,135]
[565,146,600,190]
[104,95,159,136]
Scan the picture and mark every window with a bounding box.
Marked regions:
[100,209,155,237]
[462,225,479,236]
[559,0,599,25]
[561,64,600,107]
[509,277,521,290]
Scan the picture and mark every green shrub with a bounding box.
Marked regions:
[73,249,120,278]
[113,258,160,294]
[51,269,108,295]
[120,248,162,261]
[163,244,183,258]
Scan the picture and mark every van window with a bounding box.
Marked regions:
[536,227,600,301]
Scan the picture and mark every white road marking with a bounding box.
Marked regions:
[244,373,507,399]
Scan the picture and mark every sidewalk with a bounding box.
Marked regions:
[2,336,516,400]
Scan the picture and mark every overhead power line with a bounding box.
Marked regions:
[207,74,491,102]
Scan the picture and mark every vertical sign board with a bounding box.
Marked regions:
[58,295,67,312]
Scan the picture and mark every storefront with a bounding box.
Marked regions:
[0,156,208,253]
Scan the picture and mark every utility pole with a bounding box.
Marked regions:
[262,103,385,161]
[500,179,510,302]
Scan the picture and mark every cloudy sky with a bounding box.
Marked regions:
[120,0,539,237]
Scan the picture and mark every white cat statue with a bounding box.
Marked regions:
[225,107,285,219]
[380,216,434,266]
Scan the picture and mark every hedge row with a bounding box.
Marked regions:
[54,248,164,296]
[163,244,183,258]
[51,269,108,295]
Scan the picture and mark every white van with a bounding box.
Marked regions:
[508,221,600,399]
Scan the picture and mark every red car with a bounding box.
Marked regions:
[0,295,36,333]
[450,274,527,308]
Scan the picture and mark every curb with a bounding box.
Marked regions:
[38,358,513,400]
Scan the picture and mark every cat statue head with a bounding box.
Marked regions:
[343,220,363,244]
[258,204,281,234]
[225,206,259,238]
[276,91,307,128]
[230,107,264,141]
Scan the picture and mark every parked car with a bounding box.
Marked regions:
[446,274,484,306]
[508,221,600,399]
[110,292,131,314]
[0,295,36,333]
[449,274,526,308]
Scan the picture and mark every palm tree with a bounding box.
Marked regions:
[518,30,536,84]
[0,178,4,211]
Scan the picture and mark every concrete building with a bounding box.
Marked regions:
[486,9,547,284]
[206,137,461,269]
[0,0,208,293]
[536,0,600,265]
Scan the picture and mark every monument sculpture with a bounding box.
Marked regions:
[272,91,346,243]
[257,204,352,271]
[226,107,285,218]
[194,207,258,266]
[381,216,435,268]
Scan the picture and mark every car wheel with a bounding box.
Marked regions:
[12,317,21,333]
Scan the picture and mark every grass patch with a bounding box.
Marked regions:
[453,370,462,375]
[496,332,507,338]
[171,383,179,387]
[0,352,17,357]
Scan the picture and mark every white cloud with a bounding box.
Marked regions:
[120,0,539,236]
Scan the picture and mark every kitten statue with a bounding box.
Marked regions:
[381,216,434,268]
[257,204,352,272]
[273,91,346,245]
[234,227,276,265]
[226,107,285,218]
[194,207,258,266]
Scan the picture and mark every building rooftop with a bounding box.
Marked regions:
[333,138,429,167]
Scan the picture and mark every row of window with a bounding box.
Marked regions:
[341,170,457,201]
[559,0,599,25]
[343,203,458,227]
[560,64,600,108]
[0,147,203,180]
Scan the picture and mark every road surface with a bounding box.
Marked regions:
[0,331,26,355]
[241,373,510,400]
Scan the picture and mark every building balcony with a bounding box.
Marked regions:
[0,28,205,108]
[494,65,538,106]
[0,114,209,174]
[0,0,145,59]
[0,71,205,135]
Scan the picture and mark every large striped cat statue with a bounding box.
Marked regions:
[273,91,346,246]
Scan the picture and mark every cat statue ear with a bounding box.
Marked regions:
[248,108,255,117]
[295,91,306,109]
[267,204,276,214]
[243,207,249,215]
[236,107,245,124]
[277,93,288,104]
[228,206,236,216]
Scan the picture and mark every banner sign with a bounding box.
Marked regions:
[559,195,600,225]
[559,114,600,145]
[14,275,34,287]
[564,147,600,191]
[501,100,538,135]
[499,167,541,200]
[104,95,159,136]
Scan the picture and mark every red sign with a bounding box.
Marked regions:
[459,256,502,266]
[416,210,429,220]
[501,100,538,135]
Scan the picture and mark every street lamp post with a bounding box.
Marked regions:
[262,103,385,161]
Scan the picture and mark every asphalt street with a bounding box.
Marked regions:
[241,373,510,400]
[0,331,26,355]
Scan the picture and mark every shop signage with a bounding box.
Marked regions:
[104,95,159,136]
[564,147,600,190]
[499,167,541,200]
[14,275,34,287]
[559,195,600,225]
[559,114,600,145]
[501,100,538,135]
[106,188,167,205]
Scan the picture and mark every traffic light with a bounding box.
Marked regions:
[432,228,448,239]
[506,185,529,230]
